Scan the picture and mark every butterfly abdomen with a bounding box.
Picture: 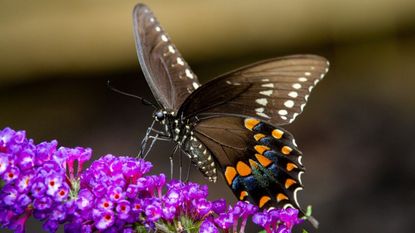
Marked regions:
[184,133,218,182]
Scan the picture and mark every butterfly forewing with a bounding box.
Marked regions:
[179,55,329,125]
[133,4,200,111]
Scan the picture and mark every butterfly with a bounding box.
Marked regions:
[132,3,329,217]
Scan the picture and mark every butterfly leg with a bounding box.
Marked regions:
[142,133,172,159]
[142,134,159,159]
[138,120,156,158]
[180,149,192,182]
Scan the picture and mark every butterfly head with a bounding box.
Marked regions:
[153,109,176,124]
[154,110,166,122]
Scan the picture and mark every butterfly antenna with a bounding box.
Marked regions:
[107,80,157,109]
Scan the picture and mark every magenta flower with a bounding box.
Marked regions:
[0,127,306,233]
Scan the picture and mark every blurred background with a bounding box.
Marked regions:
[1,0,415,232]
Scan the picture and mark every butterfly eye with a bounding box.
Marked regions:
[154,111,165,121]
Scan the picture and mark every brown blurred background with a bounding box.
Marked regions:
[1,0,415,232]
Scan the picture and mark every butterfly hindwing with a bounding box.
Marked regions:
[133,4,201,111]
[193,116,305,210]
[179,55,329,125]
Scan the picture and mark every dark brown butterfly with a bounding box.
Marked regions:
[133,3,329,219]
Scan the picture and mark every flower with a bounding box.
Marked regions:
[0,127,305,233]
[200,218,219,233]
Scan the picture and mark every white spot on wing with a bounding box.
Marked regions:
[281,115,288,120]
[293,187,303,208]
[292,139,298,147]
[150,17,155,22]
[298,171,304,184]
[155,26,161,32]
[288,91,298,98]
[185,69,194,79]
[308,86,314,92]
[260,90,273,96]
[298,77,308,82]
[177,57,184,66]
[226,81,241,85]
[283,203,294,209]
[292,83,302,89]
[161,35,168,42]
[314,79,319,85]
[292,113,299,121]
[284,100,294,108]
[261,78,270,82]
[256,98,268,106]
[257,112,270,118]
[168,45,175,54]
[298,156,303,165]
[278,109,288,116]
[255,107,264,113]
[262,83,274,88]
[192,82,200,89]
[300,103,306,111]
[305,72,311,76]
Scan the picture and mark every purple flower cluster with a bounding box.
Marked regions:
[0,127,304,233]
[252,208,303,233]
[0,127,77,232]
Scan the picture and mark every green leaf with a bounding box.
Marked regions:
[258,230,267,233]
[301,205,313,220]
[134,225,148,233]
[154,222,175,233]
[302,229,309,233]
[180,215,200,233]
[306,205,313,216]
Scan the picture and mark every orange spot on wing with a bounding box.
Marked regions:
[249,159,259,168]
[286,163,298,171]
[272,129,284,139]
[254,145,270,154]
[254,133,266,141]
[255,154,272,167]
[239,191,248,200]
[236,161,251,176]
[276,193,289,202]
[281,146,292,155]
[224,166,237,185]
[285,179,296,189]
[244,118,260,131]
[259,196,271,208]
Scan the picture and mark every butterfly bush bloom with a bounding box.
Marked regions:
[0,127,304,233]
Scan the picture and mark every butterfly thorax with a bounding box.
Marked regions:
[154,110,188,143]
